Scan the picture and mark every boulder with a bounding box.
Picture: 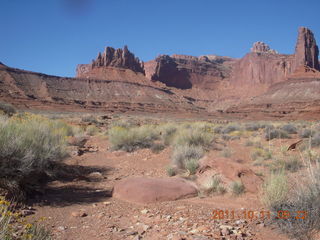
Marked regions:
[113,177,198,204]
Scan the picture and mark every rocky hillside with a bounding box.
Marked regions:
[0,27,319,119]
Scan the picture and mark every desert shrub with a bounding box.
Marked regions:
[221,134,231,141]
[251,148,272,161]
[0,114,68,199]
[166,166,176,177]
[150,143,165,153]
[86,125,99,136]
[81,114,99,125]
[110,118,137,129]
[174,128,213,149]
[265,167,320,239]
[262,171,288,208]
[0,102,16,116]
[171,145,204,169]
[230,181,245,196]
[298,128,313,138]
[311,133,320,147]
[265,129,291,141]
[222,124,241,134]
[158,123,177,146]
[185,159,199,174]
[281,124,297,134]
[284,156,303,172]
[245,122,261,131]
[108,125,158,152]
[244,140,254,146]
[202,175,226,195]
[220,147,232,158]
[213,126,223,134]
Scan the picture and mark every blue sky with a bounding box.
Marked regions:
[1,0,319,77]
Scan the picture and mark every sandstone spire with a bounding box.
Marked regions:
[294,27,320,71]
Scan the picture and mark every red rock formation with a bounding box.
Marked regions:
[145,54,235,89]
[294,27,320,71]
[231,27,319,85]
[76,45,145,79]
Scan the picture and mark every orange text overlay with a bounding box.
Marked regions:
[212,209,307,220]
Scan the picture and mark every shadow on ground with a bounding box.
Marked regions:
[28,163,114,207]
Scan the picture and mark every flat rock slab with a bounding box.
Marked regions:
[113,177,198,204]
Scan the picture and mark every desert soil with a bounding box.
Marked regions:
[27,136,290,240]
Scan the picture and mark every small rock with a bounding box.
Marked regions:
[71,210,88,218]
[21,209,35,217]
[141,209,149,214]
[57,226,67,231]
[103,201,111,206]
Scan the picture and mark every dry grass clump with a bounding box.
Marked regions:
[244,122,261,131]
[171,145,204,170]
[86,125,100,136]
[201,175,226,195]
[0,102,16,116]
[265,128,291,141]
[262,170,288,208]
[174,127,213,149]
[108,125,159,152]
[0,113,69,199]
[298,128,313,138]
[281,123,298,134]
[222,124,241,134]
[230,181,245,196]
[263,152,320,239]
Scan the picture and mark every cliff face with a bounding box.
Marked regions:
[76,46,145,79]
[230,27,319,85]
[294,27,320,71]
[144,54,236,89]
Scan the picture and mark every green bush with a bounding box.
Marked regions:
[0,102,16,116]
[171,145,204,169]
[0,114,68,199]
[108,125,158,152]
[158,123,177,146]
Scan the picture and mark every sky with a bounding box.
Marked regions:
[1,0,319,77]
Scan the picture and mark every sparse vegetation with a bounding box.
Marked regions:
[171,145,204,169]
[299,128,313,138]
[86,125,99,136]
[220,147,232,158]
[262,171,288,208]
[265,128,291,141]
[230,181,245,196]
[202,175,226,195]
[281,123,297,134]
[0,198,52,240]
[108,125,158,152]
[0,102,16,116]
[0,114,69,199]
